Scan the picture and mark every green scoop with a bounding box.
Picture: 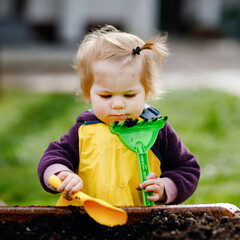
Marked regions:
[109,116,168,206]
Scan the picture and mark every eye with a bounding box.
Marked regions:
[100,95,112,98]
[124,94,136,98]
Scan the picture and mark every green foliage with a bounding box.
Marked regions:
[153,89,240,207]
[0,92,91,205]
[0,89,239,207]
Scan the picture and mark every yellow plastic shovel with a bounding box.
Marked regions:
[49,175,128,227]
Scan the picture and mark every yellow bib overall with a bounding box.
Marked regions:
[57,122,161,206]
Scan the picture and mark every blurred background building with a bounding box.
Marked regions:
[1,0,240,45]
[0,0,240,94]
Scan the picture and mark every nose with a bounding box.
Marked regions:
[111,97,125,109]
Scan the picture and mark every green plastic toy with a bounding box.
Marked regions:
[109,116,168,206]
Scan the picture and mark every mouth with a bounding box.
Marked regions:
[108,114,137,125]
[109,114,138,123]
[109,114,130,120]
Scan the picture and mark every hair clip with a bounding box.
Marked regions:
[132,46,141,55]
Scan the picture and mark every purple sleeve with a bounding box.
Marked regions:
[153,121,200,204]
[38,121,82,193]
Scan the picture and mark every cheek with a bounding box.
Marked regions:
[89,91,98,105]
[91,99,107,115]
[136,94,146,112]
[128,98,145,115]
[91,98,100,109]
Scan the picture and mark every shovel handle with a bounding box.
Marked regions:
[136,143,154,206]
[49,175,88,205]
[49,175,128,227]
[49,175,64,189]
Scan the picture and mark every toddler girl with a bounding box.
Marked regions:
[38,25,200,206]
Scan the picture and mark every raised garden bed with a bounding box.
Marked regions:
[0,203,240,239]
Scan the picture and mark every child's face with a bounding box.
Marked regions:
[89,60,146,125]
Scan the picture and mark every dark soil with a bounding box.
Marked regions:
[1,208,240,240]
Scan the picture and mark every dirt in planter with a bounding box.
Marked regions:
[1,208,240,240]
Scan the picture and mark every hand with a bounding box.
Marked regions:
[136,172,167,202]
[55,171,83,200]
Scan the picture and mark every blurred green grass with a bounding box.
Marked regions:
[0,89,239,207]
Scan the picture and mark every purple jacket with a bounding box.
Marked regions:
[38,110,200,204]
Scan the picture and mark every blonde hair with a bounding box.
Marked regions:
[75,25,168,99]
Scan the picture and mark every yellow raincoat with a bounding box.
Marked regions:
[57,121,161,206]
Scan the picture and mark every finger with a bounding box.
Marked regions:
[69,180,83,195]
[139,179,160,189]
[63,193,73,201]
[147,194,159,202]
[136,184,141,190]
[57,171,69,181]
[57,174,73,192]
[63,174,83,194]
[146,172,158,180]
[144,184,159,193]
[63,176,80,193]
[145,184,165,201]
